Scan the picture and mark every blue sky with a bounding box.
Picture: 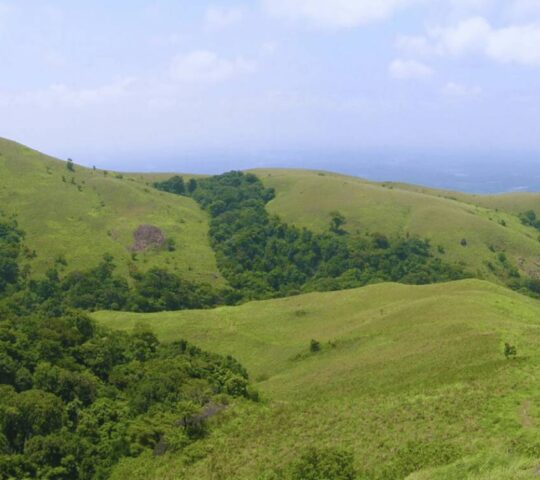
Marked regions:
[1,0,540,172]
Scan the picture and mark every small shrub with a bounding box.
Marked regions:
[460,238,468,247]
[504,342,517,359]
[310,339,321,353]
[289,447,356,480]
[165,238,176,252]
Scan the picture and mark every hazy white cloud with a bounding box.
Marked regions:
[261,41,278,55]
[396,35,435,57]
[262,0,494,28]
[170,50,255,83]
[0,78,136,109]
[204,6,244,31]
[263,0,418,28]
[150,33,186,47]
[432,17,540,65]
[443,81,482,97]
[389,59,433,79]
[0,2,14,28]
[399,17,540,66]
[447,0,492,13]
[508,0,540,19]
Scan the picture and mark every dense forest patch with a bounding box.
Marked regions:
[0,214,256,479]
[156,171,469,299]
[156,171,540,300]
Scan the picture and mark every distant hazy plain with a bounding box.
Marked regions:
[89,149,540,194]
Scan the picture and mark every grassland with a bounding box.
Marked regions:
[0,138,222,284]
[5,139,540,477]
[382,182,540,216]
[3,138,539,288]
[95,280,540,479]
[253,169,540,283]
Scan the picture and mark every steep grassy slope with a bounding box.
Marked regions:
[253,169,540,282]
[0,138,222,284]
[95,280,540,479]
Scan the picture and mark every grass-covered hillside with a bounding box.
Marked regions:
[381,182,540,216]
[0,138,222,284]
[254,169,540,284]
[96,279,540,479]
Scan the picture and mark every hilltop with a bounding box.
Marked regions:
[0,138,223,284]
[95,279,540,479]
[253,169,540,284]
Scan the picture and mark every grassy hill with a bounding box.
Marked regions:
[95,280,540,479]
[3,138,538,289]
[0,138,223,284]
[382,182,540,216]
[250,169,540,284]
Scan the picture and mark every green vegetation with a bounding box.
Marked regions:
[504,342,517,359]
[254,169,540,291]
[0,215,24,296]
[0,138,222,285]
[6,252,234,315]
[288,447,357,480]
[156,171,468,299]
[3,139,540,479]
[0,212,255,479]
[519,210,540,231]
[96,279,540,479]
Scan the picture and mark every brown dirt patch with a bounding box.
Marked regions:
[131,224,165,252]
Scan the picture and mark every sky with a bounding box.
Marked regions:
[1,0,540,179]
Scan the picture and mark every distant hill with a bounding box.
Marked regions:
[96,279,540,479]
[252,169,540,284]
[0,138,223,284]
[3,136,539,292]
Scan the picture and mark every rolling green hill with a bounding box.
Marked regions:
[95,280,540,479]
[382,182,540,216]
[3,139,540,478]
[3,138,538,290]
[0,138,223,284]
[252,169,540,284]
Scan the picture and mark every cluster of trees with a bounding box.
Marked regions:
[0,215,24,296]
[0,215,256,479]
[154,175,197,196]
[5,254,239,316]
[157,171,468,299]
[519,210,540,230]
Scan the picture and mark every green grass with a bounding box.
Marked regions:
[5,139,540,477]
[4,138,539,288]
[95,280,540,479]
[252,169,540,283]
[0,138,223,284]
[383,181,540,216]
